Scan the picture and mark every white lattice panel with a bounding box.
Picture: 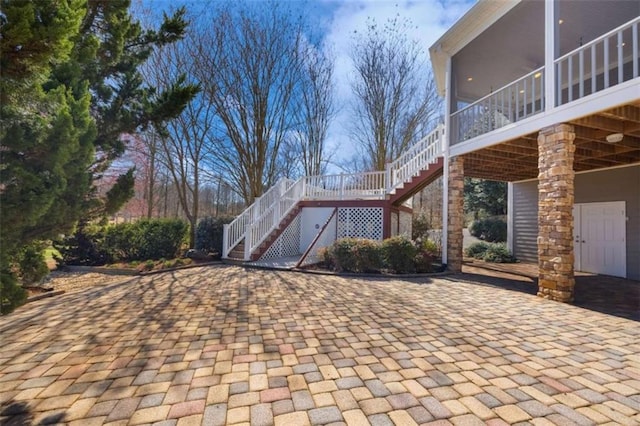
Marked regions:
[399,211,412,237]
[337,208,383,241]
[259,215,302,260]
[391,212,399,236]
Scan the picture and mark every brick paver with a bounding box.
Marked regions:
[0,265,638,425]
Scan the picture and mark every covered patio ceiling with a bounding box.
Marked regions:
[463,100,640,181]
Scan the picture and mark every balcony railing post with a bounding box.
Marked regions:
[222,224,229,258]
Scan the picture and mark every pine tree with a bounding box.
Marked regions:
[0,0,198,313]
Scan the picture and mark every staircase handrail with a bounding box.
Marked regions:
[222,177,296,258]
[247,177,305,256]
[386,124,445,191]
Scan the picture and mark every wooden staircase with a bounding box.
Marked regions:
[388,157,444,206]
[226,205,302,262]
[226,240,246,261]
[223,125,445,262]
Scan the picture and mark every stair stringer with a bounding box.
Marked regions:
[388,156,444,206]
[250,204,303,261]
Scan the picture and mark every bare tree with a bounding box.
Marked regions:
[286,42,336,177]
[192,2,305,204]
[142,34,216,248]
[350,16,441,171]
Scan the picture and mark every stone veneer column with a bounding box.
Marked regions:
[537,124,576,302]
[447,156,464,272]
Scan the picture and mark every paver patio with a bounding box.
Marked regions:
[1,265,638,425]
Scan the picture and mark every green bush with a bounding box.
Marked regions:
[0,270,27,315]
[382,236,417,273]
[465,242,516,263]
[55,224,111,266]
[195,216,235,257]
[16,243,49,285]
[131,219,188,261]
[353,239,382,273]
[469,217,507,242]
[103,222,139,261]
[322,236,444,274]
[327,238,354,272]
[465,241,491,259]
[56,219,188,265]
[483,243,517,263]
[326,238,381,273]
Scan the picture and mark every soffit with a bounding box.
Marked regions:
[462,101,640,181]
[429,0,519,95]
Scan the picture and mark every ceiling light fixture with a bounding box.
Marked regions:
[467,77,473,82]
[558,19,564,24]
[534,72,542,79]
[606,133,623,143]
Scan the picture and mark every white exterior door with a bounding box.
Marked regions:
[573,202,626,278]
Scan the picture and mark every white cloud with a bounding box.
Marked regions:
[318,0,474,171]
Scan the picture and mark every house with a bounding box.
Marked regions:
[429,0,639,301]
[222,0,639,303]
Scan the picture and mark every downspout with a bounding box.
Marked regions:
[507,182,514,253]
[442,57,452,265]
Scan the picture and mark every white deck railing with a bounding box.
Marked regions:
[451,67,545,145]
[450,16,639,145]
[304,171,387,200]
[556,16,639,106]
[223,125,446,260]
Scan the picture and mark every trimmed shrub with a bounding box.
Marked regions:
[483,243,517,263]
[353,239,382,273]
[16,243,49,285]
[56,219,188,265]
[469,217,507,242]
[322,236,443,274]
[195,216,235,258]
[328,238,360,272]
[382,235,417,273]
[465,241,517,263]
[326,238,382,273]
[465,241,491,259]
[103,222,139,261]
[132,219,188,261]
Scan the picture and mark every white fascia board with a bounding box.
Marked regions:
[450,78,640,158]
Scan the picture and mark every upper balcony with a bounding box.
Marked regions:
[430,0,640,167]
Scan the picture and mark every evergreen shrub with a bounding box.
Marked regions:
[56,219,188,265]
[195,216,235,258]
[465,241,517,263]
[469,217,507,242]
[382,235,417,273]
[16,243,50,284]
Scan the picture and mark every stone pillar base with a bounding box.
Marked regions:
[537,124,575,302]
[447,156,464,273]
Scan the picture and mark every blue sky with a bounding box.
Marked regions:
[141,0,475,170]
[314,0,474,168]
